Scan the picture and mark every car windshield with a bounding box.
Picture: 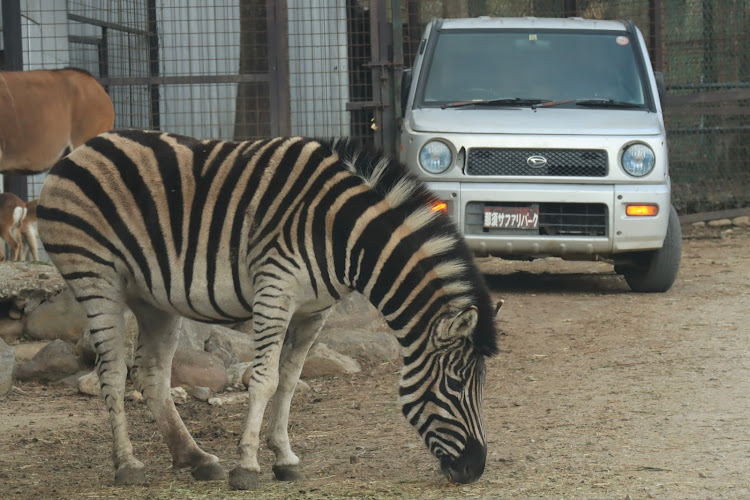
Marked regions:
[418,30,649,109]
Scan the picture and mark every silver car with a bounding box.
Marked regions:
[399,16,681,292]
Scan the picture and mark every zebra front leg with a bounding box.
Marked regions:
[128,301,225,481]
[268,309,331,482]
[84,297,146,485]
[229,297,294,490]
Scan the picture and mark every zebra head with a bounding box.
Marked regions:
[399,304,496,483]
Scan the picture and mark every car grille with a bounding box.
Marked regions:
[466,148,608,177]
[465,202,608,236]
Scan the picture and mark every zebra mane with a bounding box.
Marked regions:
[320,137,499,357]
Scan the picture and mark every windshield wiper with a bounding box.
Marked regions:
[574,99,643,109]
[441,98,550,109]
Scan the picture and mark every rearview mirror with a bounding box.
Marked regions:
[401,68,413,117]
[654,71,666,109]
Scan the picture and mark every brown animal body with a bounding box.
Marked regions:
[0,68,114,174]
[0,192,26,261]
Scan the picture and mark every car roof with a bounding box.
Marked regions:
[437,17,629,31]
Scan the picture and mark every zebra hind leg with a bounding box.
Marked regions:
[128,300,226,482]
[268,309,331,482]
[77,291,146,485]
[229,295,295,490]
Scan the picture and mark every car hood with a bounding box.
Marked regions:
[408,107,664,136]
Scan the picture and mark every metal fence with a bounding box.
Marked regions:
[1,0,748,215]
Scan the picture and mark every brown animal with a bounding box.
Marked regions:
[0,68,114,174]
[0,192,26,261]
[18,198,39,261]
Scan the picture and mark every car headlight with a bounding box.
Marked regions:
[621,143,655,177]
[419,141,453,174]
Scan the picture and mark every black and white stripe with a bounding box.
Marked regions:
[37,129,499,487]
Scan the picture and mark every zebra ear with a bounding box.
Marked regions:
[444,306,479,341]
[495,299,504,317]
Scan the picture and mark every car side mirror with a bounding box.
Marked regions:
[654,71,666,109]
[401,68,413,117]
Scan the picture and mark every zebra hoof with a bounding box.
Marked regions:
[192,463,226,481]
[228,466,259,490]
[114,465,147,486]
[273,464,305,482]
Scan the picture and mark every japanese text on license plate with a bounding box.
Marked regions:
[483,206,539,229]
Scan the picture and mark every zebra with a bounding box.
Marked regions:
[36,129,500,489]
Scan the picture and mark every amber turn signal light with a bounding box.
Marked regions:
[626,204,659,216]
[430,201,448,213]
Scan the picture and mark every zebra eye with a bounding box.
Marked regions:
[446,376,465,393]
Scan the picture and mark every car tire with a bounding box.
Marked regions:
[622,204,682,293]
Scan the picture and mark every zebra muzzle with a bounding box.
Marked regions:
[440,438,486,484]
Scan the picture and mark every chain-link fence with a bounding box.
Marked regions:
[2,0,748,214]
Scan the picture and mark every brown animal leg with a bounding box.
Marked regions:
[20,223,39,261]
[0,226,20,261]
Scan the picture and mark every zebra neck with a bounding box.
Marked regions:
[353,262,453,350]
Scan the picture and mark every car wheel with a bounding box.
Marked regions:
[622,205,682,293]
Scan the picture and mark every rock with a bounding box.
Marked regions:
[126,390,143,402]
[318,328,400,364]
[325,292,382,330]
[21,294,45,315]
[208,392,248,407]
[13,341,51,363]
[732,215,750,227]
[177,318,214,352]
[205,332,238,368]
[205,324,254,363]
[228,361,253,388]
[0,318,25,343]
[178,320,254,364]
[24,288,88,342]
[0,338,16,396]
[57,369,91,389]
[707,218,732,228]
[0,262,65,306]
[190,386,212,401]
[8,304,23,320]
[170,386,189,405]
[15,339,80,382]
[690,221,706,228]
[301,343,361,378]
[171,345,228,393]
[295,379,311,394]
[77,370,101,396]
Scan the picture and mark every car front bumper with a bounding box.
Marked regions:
[426,180,671,258]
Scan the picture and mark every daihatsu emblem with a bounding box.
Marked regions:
[527,155,548,168]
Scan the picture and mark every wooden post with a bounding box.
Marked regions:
[468,0,487,17]
[1,0,28,200]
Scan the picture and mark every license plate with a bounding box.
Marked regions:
[483,206,539,229]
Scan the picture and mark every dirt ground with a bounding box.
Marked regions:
[1,224,748,500]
